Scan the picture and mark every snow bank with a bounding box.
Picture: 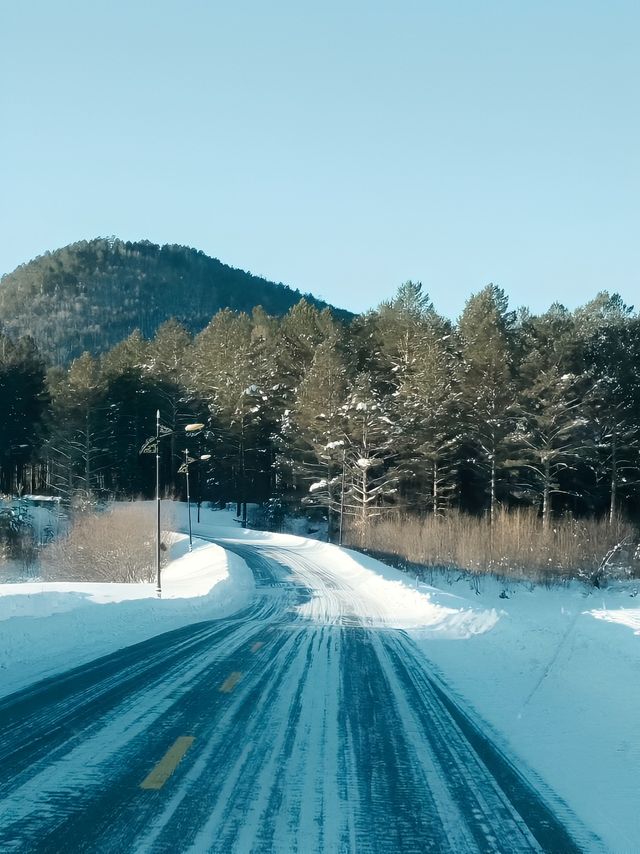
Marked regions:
[194,510,498,635]
[412,574,640,853]
[292,542,499,634]
[0,534,254,699]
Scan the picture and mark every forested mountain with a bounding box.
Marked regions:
[0,238,349,364]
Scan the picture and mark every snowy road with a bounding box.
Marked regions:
[0,539,587,853]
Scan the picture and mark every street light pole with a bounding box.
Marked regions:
[140,416,205,599]
[179,452,210,551]
[155,409,161,597]
[184,448,193,552]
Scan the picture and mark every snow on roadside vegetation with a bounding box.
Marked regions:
[0,533,254,699]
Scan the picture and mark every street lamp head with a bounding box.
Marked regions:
[185,423,205,433]
[200,454,212,461]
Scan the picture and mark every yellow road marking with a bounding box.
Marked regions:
[219,671,243,693]
[140,736,194,790]
[251,641,264,653]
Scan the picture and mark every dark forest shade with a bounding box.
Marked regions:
[0,238,350,364]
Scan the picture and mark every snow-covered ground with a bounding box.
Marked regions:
[1,501,637,850]
[411,572,640,853]
[0,531,254,698]
[190,507,640,849]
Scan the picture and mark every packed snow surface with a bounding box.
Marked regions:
[412,571,640,854]
[0,503,638,850]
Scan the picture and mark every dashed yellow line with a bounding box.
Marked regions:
[219,671,243,693]
[250,641,264,653]
[140,736,194,790]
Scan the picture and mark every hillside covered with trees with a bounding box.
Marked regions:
[2,284,639,571]
[0,238,348,363]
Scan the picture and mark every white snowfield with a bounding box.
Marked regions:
[0,503,638,851]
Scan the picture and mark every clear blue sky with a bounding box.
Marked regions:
[1,1,638,318]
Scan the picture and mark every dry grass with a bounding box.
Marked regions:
[344,508,639,584]
[40,502,178,583]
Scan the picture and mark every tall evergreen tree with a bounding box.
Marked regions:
[395,312,461,515]
[46,352,109,498]
[342,373,400,541]
[0,335,49,494]
[508,367,587,528]
[457,285,516,522]
[583,313,640,521]
[285,331,350,538]
[145,320,195,490]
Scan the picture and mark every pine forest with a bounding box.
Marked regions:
[2,278,639,572]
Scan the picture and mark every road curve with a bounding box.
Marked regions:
[0,539,596,853]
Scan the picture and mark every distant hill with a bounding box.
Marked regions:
[0,238,350,363]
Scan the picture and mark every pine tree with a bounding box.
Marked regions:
[285,331,350,538]
[145,320,195,490]
[277,299,332,390]
[457,285,516,522]
[583,314,640,522]
[46,352,109,499]
[100,331,158,497]
[375,281,434,374]
[342,373,400,543]
[372,283,461,514]
[395,312,461,515]
[507,367,587,528]
[0,335,49,494]
[190,310,275,511]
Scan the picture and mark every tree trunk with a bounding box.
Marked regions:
[327,461,334,542]
[361,467,368,546]
[609,433,617,525]
[433,461,439,518]
[542,459,551,530]
[85,409,91,495]
[490,455,496,526]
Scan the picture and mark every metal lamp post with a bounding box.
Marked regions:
[140,415,205,598]
[179,452,211,551]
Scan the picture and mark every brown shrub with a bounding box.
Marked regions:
[40,502,177,583]
[344,508,638,583]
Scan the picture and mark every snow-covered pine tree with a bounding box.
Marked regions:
[284,330,350,539]
[372,282,460,515]
[507,367,588,528]
[374,281,433,374]
[582,310,640,522]
[457,285,517,523]
[277,300,335,390]
[341,372,400,544]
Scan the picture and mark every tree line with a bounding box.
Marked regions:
[1,283,639,539]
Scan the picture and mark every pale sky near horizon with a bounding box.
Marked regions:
[1,1,638,318]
